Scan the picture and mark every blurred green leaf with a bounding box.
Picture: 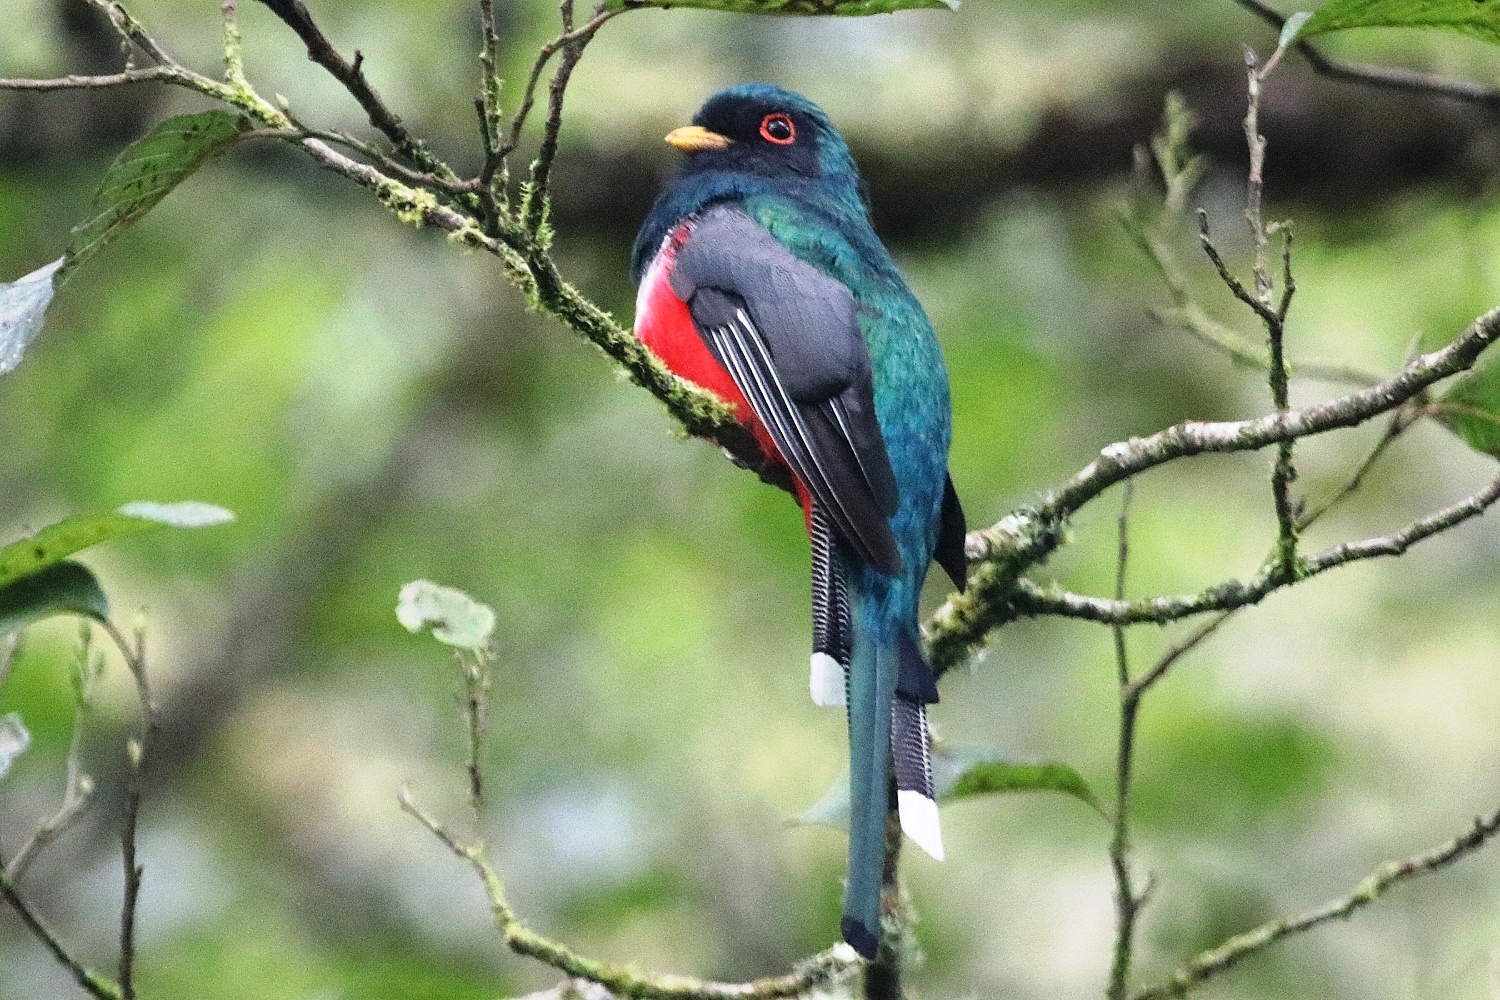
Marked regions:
[0,712,30,779]
[0,562,110,636]
[936,745,1107,817]
[603,0,955,15]
[1301,0,1500,44]
[64,111,249,278]
[396,580,496,650]
[0,502,235,587]
[1436,356,1500,459]
[789,744,1105,829]
[0,256,63,377]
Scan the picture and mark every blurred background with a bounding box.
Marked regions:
[3,1,1500,997]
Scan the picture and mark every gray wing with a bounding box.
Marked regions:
[670,207,901,575]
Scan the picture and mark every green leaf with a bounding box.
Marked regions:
[1301,0,1500,45]
[939,747,1107,818]
[1436,355,1500,459]
[788,744,1106,829]
[0,257,64,378]
[396,580,496,651]
[0,712,30,780]
[0,502,235,588]
[63,111,249,278]
[603,0,954,16]
[0,562,110,637]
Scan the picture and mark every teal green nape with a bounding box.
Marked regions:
[633,83,965,959]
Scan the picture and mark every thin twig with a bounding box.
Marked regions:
[5,703,95,880]
[501,7,616,161]
[522,7,618,236]
[1238,49,1301,579]
[253,0,410,150]
[1107,481,1144,1000]
[1132,805,1500,999]
[1131,611,1234,697]
[0,871,123,1000]
[99,620,153,1000]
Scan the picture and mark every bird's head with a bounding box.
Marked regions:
[664,84,860,187]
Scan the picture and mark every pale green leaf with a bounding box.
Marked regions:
[603,0,955,16]
[0,562,110,637]
[0,502,235,588]
[1436,354,1500,459]
[788,744,1106,829]
[0,712,30,780]
[939,747,1107,818]
[397,580,496,650]
[1301,0,1500,44]
[64,111,249,277]
[0,257,64,377]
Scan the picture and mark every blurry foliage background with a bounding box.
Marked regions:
[4,0,1500,997]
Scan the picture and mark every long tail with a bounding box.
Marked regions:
[841,628,944,958]
[811,506,943,958]
[841,624,897,959]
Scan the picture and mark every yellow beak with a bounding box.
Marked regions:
[665,125,732,153]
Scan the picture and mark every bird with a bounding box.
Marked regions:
[631,83,966,960]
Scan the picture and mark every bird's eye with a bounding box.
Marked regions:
[759,113,796,145]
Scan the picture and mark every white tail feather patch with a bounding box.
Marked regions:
[809,652,846,707]
[898,790,945,861]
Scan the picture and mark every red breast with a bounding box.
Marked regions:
[635,224,813,518]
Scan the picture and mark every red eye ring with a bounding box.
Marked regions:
[759,113,796,145]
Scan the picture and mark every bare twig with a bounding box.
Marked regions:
[500,7,616,160]
[97,620,153,1000]
[0,871,123,1000]
[1238,49,1302,578]
[5,709,95,881]
[1107,481,1145,1000]
[1132,805,1500,999]
[518,6,618,236]
[1230,0,1500,110]
[254,0,411,152]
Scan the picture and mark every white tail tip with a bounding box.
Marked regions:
[809,652,845,707]
[898,790,945,861]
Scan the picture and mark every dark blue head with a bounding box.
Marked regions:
[632,84,868,279]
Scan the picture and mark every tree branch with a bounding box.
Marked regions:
[1132,804,1500,999]
[927,301,1500,675]
[1009,470,1500,627]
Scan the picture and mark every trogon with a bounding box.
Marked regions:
[631,83,966,960]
